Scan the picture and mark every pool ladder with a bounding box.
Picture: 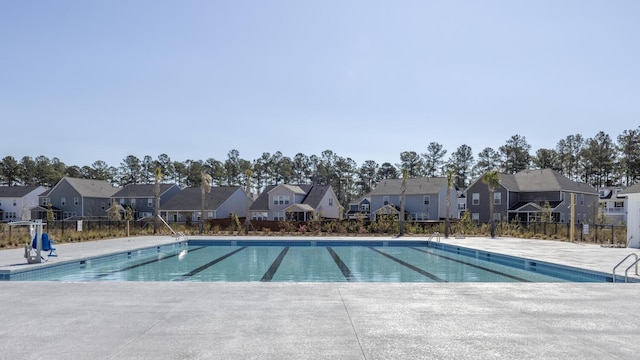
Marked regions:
[156,215,188,242]
[612,253,639,283]
[428,232,441,243]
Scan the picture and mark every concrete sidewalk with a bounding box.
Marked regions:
[1,235,639,359]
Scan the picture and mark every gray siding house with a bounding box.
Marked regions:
[249,184,340,221]
[0,185,47,222]
[113,184,181,219]
[160,186,251,223]
[465,169,598,224]
[598,186,627,225]
[621,184,640,248]
[38,177,120,219]
[346,196,371,219]
[368,177,458,221]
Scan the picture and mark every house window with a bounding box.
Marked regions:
[273,195,290,205]
[101,202,106,210]
[329,197,333,206]
[471,213,479,224]
[273,212,285,221]
[120,198,125,205]
[42,198,50,205]
[412,213,428,221]
[493,213,501,221]
[560,213,565,222]
[13,199,17,206]
[252,212,268,221]
[61,197,66,206]
[580,194,584,205]
[493,193,501,205]
[472,193,479,205]
[615,201,623,208]
[383,196,389,205]
[423,195,430,206]
[361,203,370,212]
[148,199,153,207]
[74,197,79,206]
[131,199,136,206]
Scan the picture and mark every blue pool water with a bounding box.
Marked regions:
[6,240,615,282]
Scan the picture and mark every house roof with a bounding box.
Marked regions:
[512,169,596,193]
[113,184,177,198]
[285,203,315,213]
[268,184,306,195]
[250,184,334,211]
[509,200,563,211]
[468,169,597,195]
[61,177,119,198]
[621,183,640,195]
[370,177,449,195]
[302,185,332,208]
[160,186,244,211]
[0,185,46,198]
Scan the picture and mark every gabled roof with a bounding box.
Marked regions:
[370,177,448,196]
[0,185,46,198]
[249,184,334,211]
[160,186,244,211]
[267,184,306,195]
[468,169,597,195]
[113,184,178,198]
[509,200,562,211]
[621,183,640,195]
[55,177,119,198]
[302,185,332,208]
[285,203,315,213]
[513,169,596,193]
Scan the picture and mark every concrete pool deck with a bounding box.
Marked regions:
[1,235,639,359]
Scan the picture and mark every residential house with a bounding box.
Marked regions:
[113,183,181,219]
[249,184,340,221]
[368,177,458,221]
[597,186,627,225]
[621,183,640,248]
[37,177,119,219]
[464,169,598,225]
[346,196,371,220]
[160,186,251,223]
[0,185,47,222]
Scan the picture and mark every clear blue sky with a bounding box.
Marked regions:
[2,1,638,169]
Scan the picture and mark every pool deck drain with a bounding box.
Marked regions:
[1,235,639,359]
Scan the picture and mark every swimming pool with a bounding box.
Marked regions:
[5,239,617,282]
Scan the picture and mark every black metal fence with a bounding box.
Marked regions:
[3,218,628,246]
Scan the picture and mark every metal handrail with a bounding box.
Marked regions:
[624,258,640,283]
[613,253,638,283]
[156,215,188,241]
[428,232,441,243]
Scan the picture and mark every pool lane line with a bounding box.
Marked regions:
[92,246,207,279]
[327,247,356,282]
[173,247,247,281]
[368,247,447,283]
[410,247,532,282]
[260,247,290,282]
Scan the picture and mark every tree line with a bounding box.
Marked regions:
[1,128,639,209]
